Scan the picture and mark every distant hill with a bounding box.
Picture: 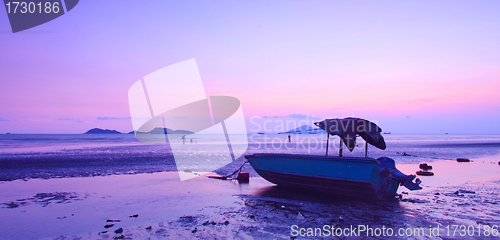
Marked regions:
[84,128,122,134]
[135,127,195,135]
[86,128,195,135]
[279,125,324,134]
[172,129,195,134]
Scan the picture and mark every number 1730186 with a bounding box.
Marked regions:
[5,1,60,14]
[444,224,498,237]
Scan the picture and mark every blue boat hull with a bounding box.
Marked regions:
[245,153,399,200]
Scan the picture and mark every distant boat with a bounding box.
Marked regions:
[383,132,391,134]
[257,132,265,134]
[246,117,421,200]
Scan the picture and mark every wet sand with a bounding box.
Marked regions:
[1,156,499,239]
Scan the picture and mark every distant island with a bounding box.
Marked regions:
[84,128,122,134]
[278,125,323,134]
[85,128,194,135]
[139,127,194,135]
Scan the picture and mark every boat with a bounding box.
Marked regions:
[245,117,422,200]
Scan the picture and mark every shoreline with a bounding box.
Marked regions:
[1,155,499,239]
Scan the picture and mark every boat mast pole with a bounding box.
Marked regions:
[326,133,329,156]
[339,138,343,157]
[365,141,368,158]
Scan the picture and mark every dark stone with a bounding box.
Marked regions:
[416,170,434,176]
[419,163,432,170]
[114,228,123,234]
[4,202,19,208]
[457,158,470,162]
[107,219,121,222]
[104,224,114,228]
[129,214,139,218]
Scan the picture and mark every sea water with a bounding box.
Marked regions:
[0,133,499,181]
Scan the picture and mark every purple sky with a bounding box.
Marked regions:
[1,1,499,134]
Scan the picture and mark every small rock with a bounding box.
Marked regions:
[401,198,429,203]
[249,215,255,219]
[114,228,123,234]
[401,192,408,195]
[457,158,470,162]
[104,224,114,228]
[5,202,19,208]
[129,214,139,218]
[416,170,434,176]
[145,226,152,230]
[434,192,440,195]
[107,219,121,222]
[202,221,210,226]
[419,163,432,170]
[191,228,197,233]
[224,220,230,225]
[455,189,475,194]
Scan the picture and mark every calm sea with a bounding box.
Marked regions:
[0,133,499,181]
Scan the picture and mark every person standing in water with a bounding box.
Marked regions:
[182,135,186,144]
[288,134,291,143]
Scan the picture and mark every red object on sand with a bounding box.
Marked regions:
[237,172,249,183]
[416,170,434,176]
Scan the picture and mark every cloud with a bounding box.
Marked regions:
[464,69,500,73]
[57,118,84,122]
[287,114,321,120]
[262,114,321,120]
[0,117,9,122]
[97,117,131,120]
[204,80,230,85]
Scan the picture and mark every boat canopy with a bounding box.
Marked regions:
[314,117,386,151]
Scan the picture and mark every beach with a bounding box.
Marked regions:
[1,134,500,239]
